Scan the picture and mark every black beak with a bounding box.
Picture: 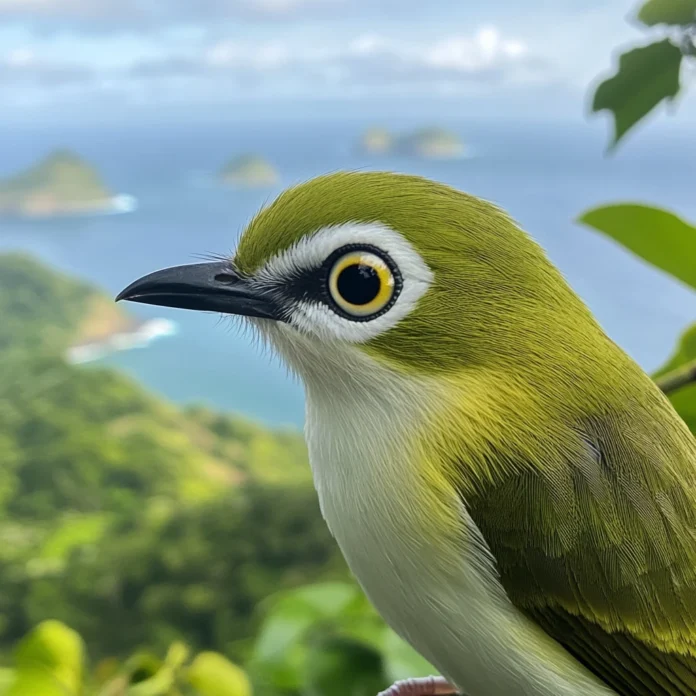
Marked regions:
[115,261,283,321]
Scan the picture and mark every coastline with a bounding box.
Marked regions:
[66,317,178,365]
[103,194,138,216]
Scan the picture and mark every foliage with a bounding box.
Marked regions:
[582,0,696,433]
[16,485,343,662]
[248,583,435,696]
[652,324,696,431]
[638,0,696,27]
[578,204,696,291]
[0,620,250,696]
[592,39,683,148]
[0,252,332,671]
[0,254,310,521]
[591,0,695,148]
[0,350,296,519]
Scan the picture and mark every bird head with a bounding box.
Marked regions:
[117,171,599,390]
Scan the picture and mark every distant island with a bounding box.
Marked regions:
[397,128,466,158]
[218,154,279,188]
[357,127,466,159]
[0,150,136,219]
[359,127,394,155]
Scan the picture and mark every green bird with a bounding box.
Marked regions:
[117,172,696,696]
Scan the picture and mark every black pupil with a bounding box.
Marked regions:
[336,263,381,306]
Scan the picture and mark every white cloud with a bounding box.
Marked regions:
[6,47,34,66]
[205,40,292,69]
[0,0,347,30]
[0,0,140,20]
[189,27,538,83]
[0,0,656,114]
[0,46,92,84]
[422,27,529,72]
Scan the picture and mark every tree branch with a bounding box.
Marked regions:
[655,359,696,394]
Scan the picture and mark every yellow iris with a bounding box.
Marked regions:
[328,251,395,317]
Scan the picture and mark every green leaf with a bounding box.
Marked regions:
[301,638,386,696]
[653,323,696,431]
[253,584,361,664]
[379,630,436,683]
[592,39,683,148]
[273,583,361,617]
[126,666,176,696]
[163,642,189,670]
[578,203,696,289]
[5,669,70,696]
[252,597,323,665]
[0,668,15,696]
[638,0,696,26]
[14,620,84,695]
[123,651,163,683]
[186,652,252,696]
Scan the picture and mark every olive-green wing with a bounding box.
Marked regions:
[464,415,696,696]
[529,604,696,695]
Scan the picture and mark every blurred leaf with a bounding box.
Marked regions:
[249,643,305,692]
[273,584,360,617]
[254,584,359,664]
[653,322,696,431]
[14,620,84,694]
[253,597,322,665]
[126,666,175,696]
[40,513,110,560]
[578,203,696,288]
[329,616,388,654]
[5,669,70,696]
[379,630,436,683]
[592,39,682,147]
[187,652,252,696]
[163,642,189,670]
[302,638,386,696]
[0,668,15,696]
[638,0,696,26]
[93,657,122,687]
[123,652,163,684]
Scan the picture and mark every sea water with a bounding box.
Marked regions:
[1,114,695,429]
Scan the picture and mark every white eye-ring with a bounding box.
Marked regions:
[255,221,434,343]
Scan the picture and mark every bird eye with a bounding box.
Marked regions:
[326,246,400,320]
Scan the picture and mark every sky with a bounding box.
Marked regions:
[0,0,693,125]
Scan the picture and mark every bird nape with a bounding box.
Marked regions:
[118,171,696,696]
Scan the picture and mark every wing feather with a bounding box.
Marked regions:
[462,407,696,696]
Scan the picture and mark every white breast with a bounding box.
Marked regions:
[261,324,614,696]
[303,365,614,696]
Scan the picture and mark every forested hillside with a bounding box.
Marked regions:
[0,253,341,664]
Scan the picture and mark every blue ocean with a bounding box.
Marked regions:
[2,114,695,429]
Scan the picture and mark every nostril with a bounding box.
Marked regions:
[214,272,240,284]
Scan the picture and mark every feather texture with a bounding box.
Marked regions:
[456,386,696,695]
